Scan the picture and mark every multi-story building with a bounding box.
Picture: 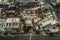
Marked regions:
[4,18,20,29]
[0,18,22,33]
[22,2,57,31]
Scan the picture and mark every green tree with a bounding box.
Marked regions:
[35,31,40,35]
[56,2,60,9]
[23,26,32,33]
[16,14,23,19]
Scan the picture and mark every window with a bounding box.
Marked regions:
[12,23,19,28]
[9,23,11,26]
[6,23,8,26]
[13,23,18,26]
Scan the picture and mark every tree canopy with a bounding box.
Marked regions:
[56,2,60,9]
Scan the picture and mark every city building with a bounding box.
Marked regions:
[22,2,57,31]
[0,0,59,35]
[4,18,20,29]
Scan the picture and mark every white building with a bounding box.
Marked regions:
[4,18,20,29]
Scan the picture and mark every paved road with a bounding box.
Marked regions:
[0,35,60,40]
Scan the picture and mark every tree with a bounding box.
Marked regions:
[56,2,60,9]
[23,26,32,33]
[35,31,40,35]
[16,14,23,19]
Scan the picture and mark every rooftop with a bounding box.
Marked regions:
[6,18,20,23]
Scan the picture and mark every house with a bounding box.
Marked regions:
[4,18,20,29]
